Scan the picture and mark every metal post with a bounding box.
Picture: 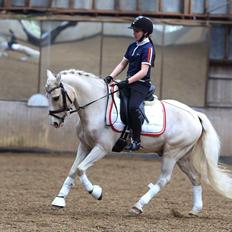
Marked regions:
[184,0,190,14]
[37,20,43,93]
[99,22,104,77]
[158,0,162,12]
[4,0,11,8]
[160,24,165,100]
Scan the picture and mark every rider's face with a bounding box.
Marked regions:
[133,29,144,41]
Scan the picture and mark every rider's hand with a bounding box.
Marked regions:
[117,80,128,89]
[104,75,113,84]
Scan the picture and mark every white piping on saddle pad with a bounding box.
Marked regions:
[162,100,199,120]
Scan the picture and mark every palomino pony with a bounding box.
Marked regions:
[45,69,232,215]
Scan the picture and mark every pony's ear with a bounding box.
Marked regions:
[47,69,55,80]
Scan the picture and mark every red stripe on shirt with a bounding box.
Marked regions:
[147,47,151,64]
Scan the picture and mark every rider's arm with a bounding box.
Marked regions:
[127,64,149,84]
[110,58,128,78]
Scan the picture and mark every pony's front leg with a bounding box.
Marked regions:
[52,142,90,208]
[131,157,176,215]
[77,144,107,200]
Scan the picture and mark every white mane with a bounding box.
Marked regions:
[58,69,99,79]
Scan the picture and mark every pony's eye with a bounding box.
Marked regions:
[52,96,60,101]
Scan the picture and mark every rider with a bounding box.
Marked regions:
[7,29,17,49]
[105,16,155,151]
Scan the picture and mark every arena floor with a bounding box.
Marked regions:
[0,153,232,232]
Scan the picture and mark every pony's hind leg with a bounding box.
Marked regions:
[177,155,202,216]
[131,156,176,215]
[51,142,90,208]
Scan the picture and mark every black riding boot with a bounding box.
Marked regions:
[128,108,142,151]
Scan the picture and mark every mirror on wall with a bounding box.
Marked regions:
[161,25,208,106]
[0,19,209,107]
[0,19,40,101]
[101,22,133,78]
[39,21,102,90]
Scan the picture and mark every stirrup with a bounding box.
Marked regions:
[125,141,141,151]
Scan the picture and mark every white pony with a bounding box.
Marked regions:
[45,69,232,215]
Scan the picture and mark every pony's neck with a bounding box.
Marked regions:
[61,72,106,113]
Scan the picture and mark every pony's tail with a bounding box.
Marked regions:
[192,112,232,199]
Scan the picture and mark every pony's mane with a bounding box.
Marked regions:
[58,69,99,79]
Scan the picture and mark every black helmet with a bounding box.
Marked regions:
[129,16,153,35]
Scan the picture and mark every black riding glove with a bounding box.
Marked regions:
[117,80,129,89]
[104,75,113,84]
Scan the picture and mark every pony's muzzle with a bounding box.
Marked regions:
[52,121,64,128]
[49,117,61,128]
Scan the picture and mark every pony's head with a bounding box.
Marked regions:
[45,70,76,128]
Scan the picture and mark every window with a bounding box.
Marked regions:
[229,27,232,60]
[210,25,225,60]
[210,24,232,61]
[162,0,184,13]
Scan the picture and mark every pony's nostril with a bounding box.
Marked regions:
[53,122,59,128]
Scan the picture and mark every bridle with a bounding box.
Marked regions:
[47,81,119,123]
[47,83,74,122]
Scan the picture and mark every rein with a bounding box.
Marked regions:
[69,84,119,114]
[48,81,119,122]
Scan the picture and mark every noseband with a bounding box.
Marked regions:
[48,83,73,122]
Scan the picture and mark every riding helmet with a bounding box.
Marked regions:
[129,16,153,35]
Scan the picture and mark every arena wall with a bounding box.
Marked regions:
[0,101,78,152]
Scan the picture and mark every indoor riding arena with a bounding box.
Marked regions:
[0,1,232,231]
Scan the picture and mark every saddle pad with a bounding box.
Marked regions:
[107,94,166,137]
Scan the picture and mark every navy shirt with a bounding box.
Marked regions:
[124,38,155,81]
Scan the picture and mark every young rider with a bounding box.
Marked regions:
[105,16,155,151]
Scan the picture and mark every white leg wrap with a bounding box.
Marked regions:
[139,183,160,207]
[52,196,66,208]
[90,185,103,200]
[192,185,203,212]
[59,176,74,198]
[52,176,74,208]
[80,174,93,192]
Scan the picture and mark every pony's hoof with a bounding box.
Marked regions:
[189,206,202,217]
[130,202,143,215]
[51,196,66,208]
[188,209,201,217]
[89,185,103,200]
